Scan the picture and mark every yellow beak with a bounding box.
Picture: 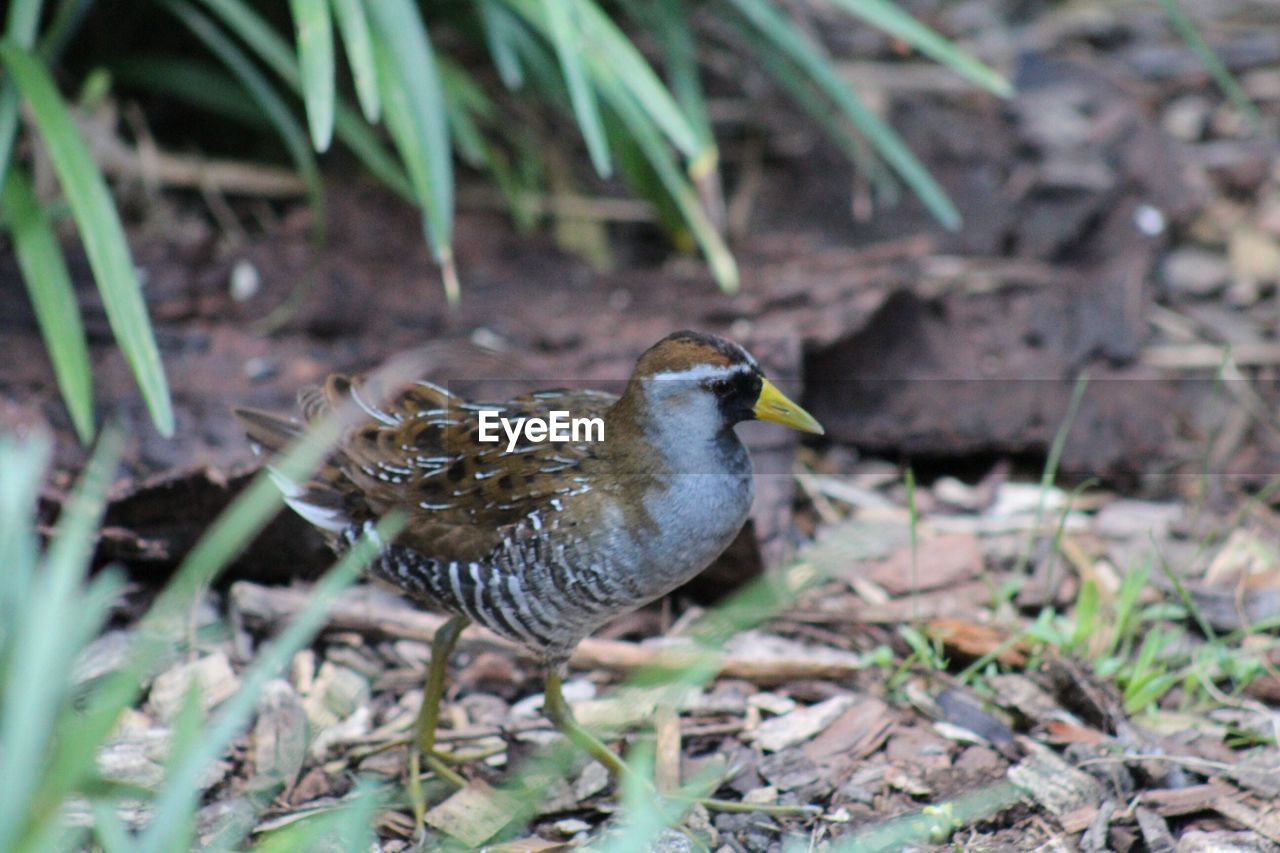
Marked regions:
[753,378,824,435]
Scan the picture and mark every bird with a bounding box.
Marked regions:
[233,330,823,816]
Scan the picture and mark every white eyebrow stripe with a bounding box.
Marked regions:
[647,363,754,383]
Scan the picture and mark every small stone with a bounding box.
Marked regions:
[301,663,370,729]
[742,785,779,805]
[229,259,259,302]
[1162,94,1211,141]
[572,760,611,801]
[747,692,796,716]
[1231,229,1280,280]
[551,818,592,837]
[1162,248,1230,297]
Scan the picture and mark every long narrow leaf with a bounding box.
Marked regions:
[0,41,175,435]
[2,169,94,443]
[574,0,700,160]
[196,0,411,198]
[27,353,426,830]
[109,57,274,129]
[722,0,960,229]
[365,0,457,299]
[0,428,122,851]
[539,0,611,177]
[249,782,378,853]
[0,0,44,190]
[290,0,335,151]
[826,0,1012,97]
[0,434,48,664]
[477,0,525,89]
[329,0,378,121]
[439,58,495,168]
[170,1,324,229]
[1155,0,1262,129]
[598,72,738,290]
[726,13,898,202]
[137,518,401,853]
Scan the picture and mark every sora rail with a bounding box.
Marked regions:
[235,331,822,814]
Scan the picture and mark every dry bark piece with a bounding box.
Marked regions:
[1138,783,1237,817]
[424,779,522,847]
[230,581,869,683]
[1136,806,1178,853]
[147,652,240,721]
[654,705,682,795]
[1007,740,1105,828]
[746,695,856,753]
[1215,797,1280,845]
[251,678,307,792]
[801,697,895,770]
[926,619,1029,667]
[860,533,983,595]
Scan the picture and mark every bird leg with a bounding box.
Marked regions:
[408,615,470,828]
[542,669,819,819]
[542,667,634,783]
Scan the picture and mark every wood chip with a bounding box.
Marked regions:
[424,779,521,847]
[147,651,239,721]
[1215,797,1280,845]
[1135,806,1177,853]
[747,694,856,752]
[927,618,1029,667]
[1007,740,1105,824]
[861,533,983,595]
[1138,783,1236,817]
[251,679,307,791]
[654,705,682,795]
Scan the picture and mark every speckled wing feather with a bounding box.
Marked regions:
[308,374,617,562]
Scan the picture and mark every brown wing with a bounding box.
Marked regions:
[311,374,615,561]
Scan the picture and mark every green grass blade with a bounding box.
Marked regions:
[89,802,133,853]
[0,41,174,436]
[365,0,456,297]
[2,168,94,443]
[0,0,44,190]
[439,58,495,168]
[195,0,411,199]
[26,352,422,830]
[329,0,378,122]
[1154,0,1262,130]
[0,434,48,670]
[597,71,738,290]
[137,518,401,853]
[723,0,960,229]
[110,57,273,129]
[538,0,611,177]
[290,0,335,151]
[726,14,897,201]
[645,0,712,148]
[641,0,723,209]
[477,0,525,89]
[249,782,378,853]
[574,0,700,160]
[826,0,1011,97]
[169,2,324,228]
[0,428,122,851]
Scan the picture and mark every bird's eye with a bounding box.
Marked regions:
[711,378,734,397]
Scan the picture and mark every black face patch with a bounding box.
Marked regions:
[706,368,762,425]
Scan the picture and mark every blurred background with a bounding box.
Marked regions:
[3,1,1280,850]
